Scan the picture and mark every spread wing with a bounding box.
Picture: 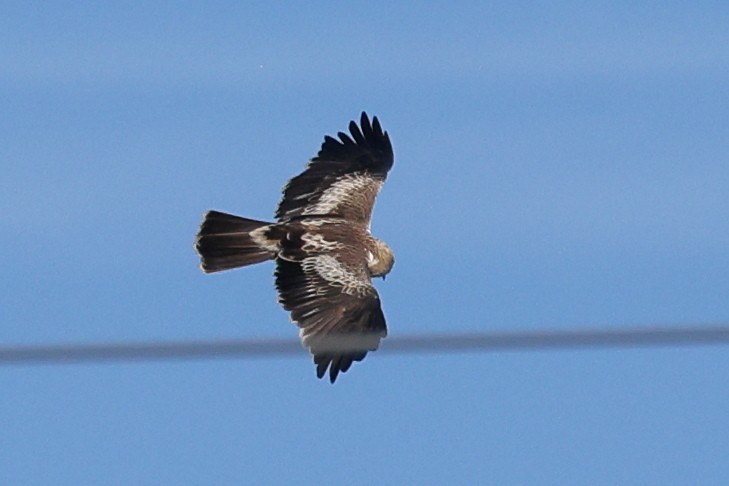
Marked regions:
[276,112,394,224]
[274,243,387,383]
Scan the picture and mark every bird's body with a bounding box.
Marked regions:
[195,113,394,382]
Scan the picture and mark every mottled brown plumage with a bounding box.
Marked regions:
[195,113,394,382]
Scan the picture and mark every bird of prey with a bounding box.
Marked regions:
[195,113,394,382]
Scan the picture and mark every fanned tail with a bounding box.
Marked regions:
[195,210,277,273]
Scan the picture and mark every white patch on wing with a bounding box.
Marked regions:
[300,307,321,318]
[301,174,381,216]
[300,232,345,252]
[300,218,341,227]
[302,254,372,297]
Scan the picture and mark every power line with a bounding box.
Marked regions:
[1,324,728,366]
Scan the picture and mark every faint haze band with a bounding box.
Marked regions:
[2,324,728,365]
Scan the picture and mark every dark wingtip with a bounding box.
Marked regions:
[313,353,351,383]
[359,112,371,134]
[316,358,328,379]
[311,112,393,174]
[315,354,341,383]
[359,111,385,137]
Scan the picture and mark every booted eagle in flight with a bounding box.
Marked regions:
[195,113,394,382]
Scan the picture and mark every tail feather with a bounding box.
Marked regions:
[195,210,276,273]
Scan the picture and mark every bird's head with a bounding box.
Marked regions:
[367,239,395,279]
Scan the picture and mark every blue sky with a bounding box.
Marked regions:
[2,2,729,484]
